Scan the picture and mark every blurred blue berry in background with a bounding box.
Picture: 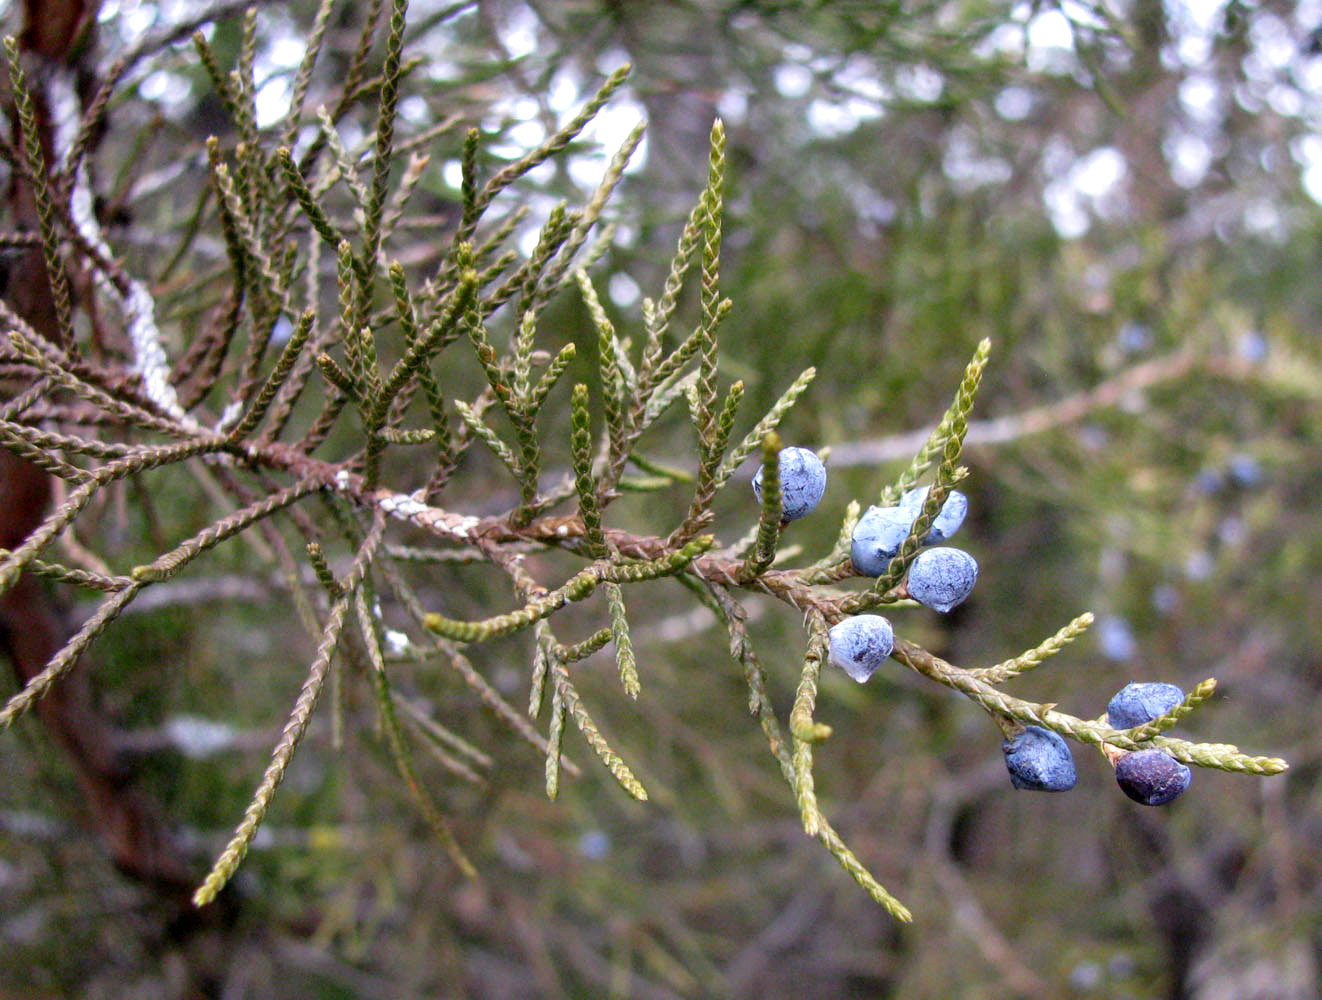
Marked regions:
[1117,321,1152,354]
[1151,583,1178,616]
[578,830,611,860]
[1097,615,1137,662]
[1237,329,1268,363]
[1228,453,1261,487]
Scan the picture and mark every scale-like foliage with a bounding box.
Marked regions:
[0,2,1287,924]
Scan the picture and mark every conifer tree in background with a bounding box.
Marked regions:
[2,1,1319,995]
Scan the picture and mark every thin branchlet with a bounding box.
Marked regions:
[0,26,1287,932]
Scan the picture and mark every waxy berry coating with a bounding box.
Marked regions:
[752,447,827,522]
[1115,749,1191,806]
[1107,681,1185,729]
[851,505,915,576]
[827,615,895,683]
[899,487,968,543]
[1002,726,1078,791]
[850,489,969,577]
[906,547,978,613]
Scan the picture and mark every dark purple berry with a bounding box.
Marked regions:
[1114,749,1191,806]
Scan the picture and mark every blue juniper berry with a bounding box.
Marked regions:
[1107,681,1185,729]
[827,615,894,683]
[850,489,968,576]
[1114,749,1191,805]
[906,547,978,612]
[752,446,827,522]
[1003,726,1078,791]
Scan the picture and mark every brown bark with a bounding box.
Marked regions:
[2,0,208,911]
[21,0,95,63]
[0,453,197,896]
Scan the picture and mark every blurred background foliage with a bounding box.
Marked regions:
[2,0,1321,996]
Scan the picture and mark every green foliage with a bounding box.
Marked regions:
[0,1,1304,964]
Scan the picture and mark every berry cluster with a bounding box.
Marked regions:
[752,449,982,691]
[752,451,1201,809]
[851,487,968,571]
[850,488,979,613]
[752,452,980,684]
[996,680,1192,805]
[1105,682,1191,805]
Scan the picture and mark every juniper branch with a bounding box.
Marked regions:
[193,511,387,907]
